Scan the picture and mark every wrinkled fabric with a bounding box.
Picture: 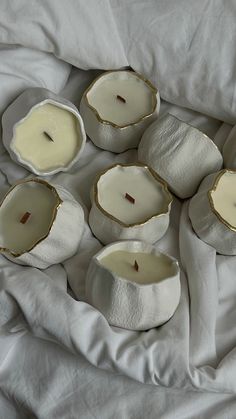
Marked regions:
[1,1,236,418]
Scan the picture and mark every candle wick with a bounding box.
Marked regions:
[134,260,139,272]
[116,95,126,103]
[125,193,135,204]
[43,131,54,142]
[20,212,31,224]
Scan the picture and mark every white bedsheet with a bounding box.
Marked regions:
[1,1,236,418]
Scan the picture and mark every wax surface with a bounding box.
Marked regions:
[13,103,81,171]
[211,171,236,227]
[0,182,58,254]
[98,166,168,225]
[100,250,175,284]
[87,72,154,126]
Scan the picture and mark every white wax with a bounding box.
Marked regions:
[0,181,59,254]
[211,171,236,227]
[13,103,82,171]
[87,71,155,126]
[100,250,175,284]
[97,166,168,225]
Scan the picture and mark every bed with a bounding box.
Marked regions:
[1,1,236,418]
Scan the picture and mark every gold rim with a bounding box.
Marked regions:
[208,169,236,232]
[93,163,173,227]
[0,178,62,257]
[83,70,158,129]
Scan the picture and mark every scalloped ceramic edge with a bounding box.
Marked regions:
[85,240,181,330]
[80,70,160,153]
[0,178,85,268]
[89,163,173,245]
[189,169,236,255]
[2,87,87,176]
[138,113,223,199]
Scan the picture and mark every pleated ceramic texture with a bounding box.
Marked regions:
[2,87,86,176]
[80,71,160,153]
[86,241,181,331]
[138,113,223,199]
[189,170,236,255]
[0,180,85,268]
[89,163,173,245]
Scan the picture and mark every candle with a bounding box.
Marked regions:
[86,240,181,330]
[2,88,86,176]
[138,113,223,198]
[100,250,175,284]
[189,169,236,255]
[89,163,173,244]
[80,70,160,153]
[0,178,85,268]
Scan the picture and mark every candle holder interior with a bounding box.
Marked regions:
[208,169,236,231]
[0,178,61,257]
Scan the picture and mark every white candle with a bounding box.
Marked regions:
[89,163,172,244]
[189,169,236,255]
[80,71,160,153]
[87,71,155,126]
[2,88,86,175]
[0,179,59,255]
[86,241,181,330]
[97,164,168,224]
[210,171,236,228]
[100,250,175,284]
[13,103,81,172]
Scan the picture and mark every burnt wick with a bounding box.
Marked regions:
[20,212,31,224]
[125,193,135,204]
[116,95,126,103]
[134,260,139,272]
[43,131,54,142]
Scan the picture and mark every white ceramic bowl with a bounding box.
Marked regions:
[189,169,236,255]
[2,87,86,176]
[138,113,223,199]
[80,70,160,153]
[86,240,181,330]
[89,163,173,245]
[0,178,84,268]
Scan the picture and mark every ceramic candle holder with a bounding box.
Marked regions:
[86,240,181,330]
[223,125,236,169]
[189,169,236,255]
[89,163,173,245]
[0,178,84,268]
[80,70,160,153]
[2,87,86,176]
[138,113,223,199]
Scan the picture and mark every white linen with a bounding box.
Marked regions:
[1,1,236,418]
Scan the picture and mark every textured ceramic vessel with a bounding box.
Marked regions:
[138,113,223,199]
[0,178,84,268]
[189,169,236,255]
[89,163,173,245]
[2,87,86,176]
[86,240,181,330]
[80,70,160,153]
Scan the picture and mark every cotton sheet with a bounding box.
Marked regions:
[1,1,236,418]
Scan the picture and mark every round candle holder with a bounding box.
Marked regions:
[138,113,223,199]
[86,240,181,331]
[0,178,84,268]
[89,163,173,245]
[2,87,86,176]
[80,70,160,153]
[189,169,236,255]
